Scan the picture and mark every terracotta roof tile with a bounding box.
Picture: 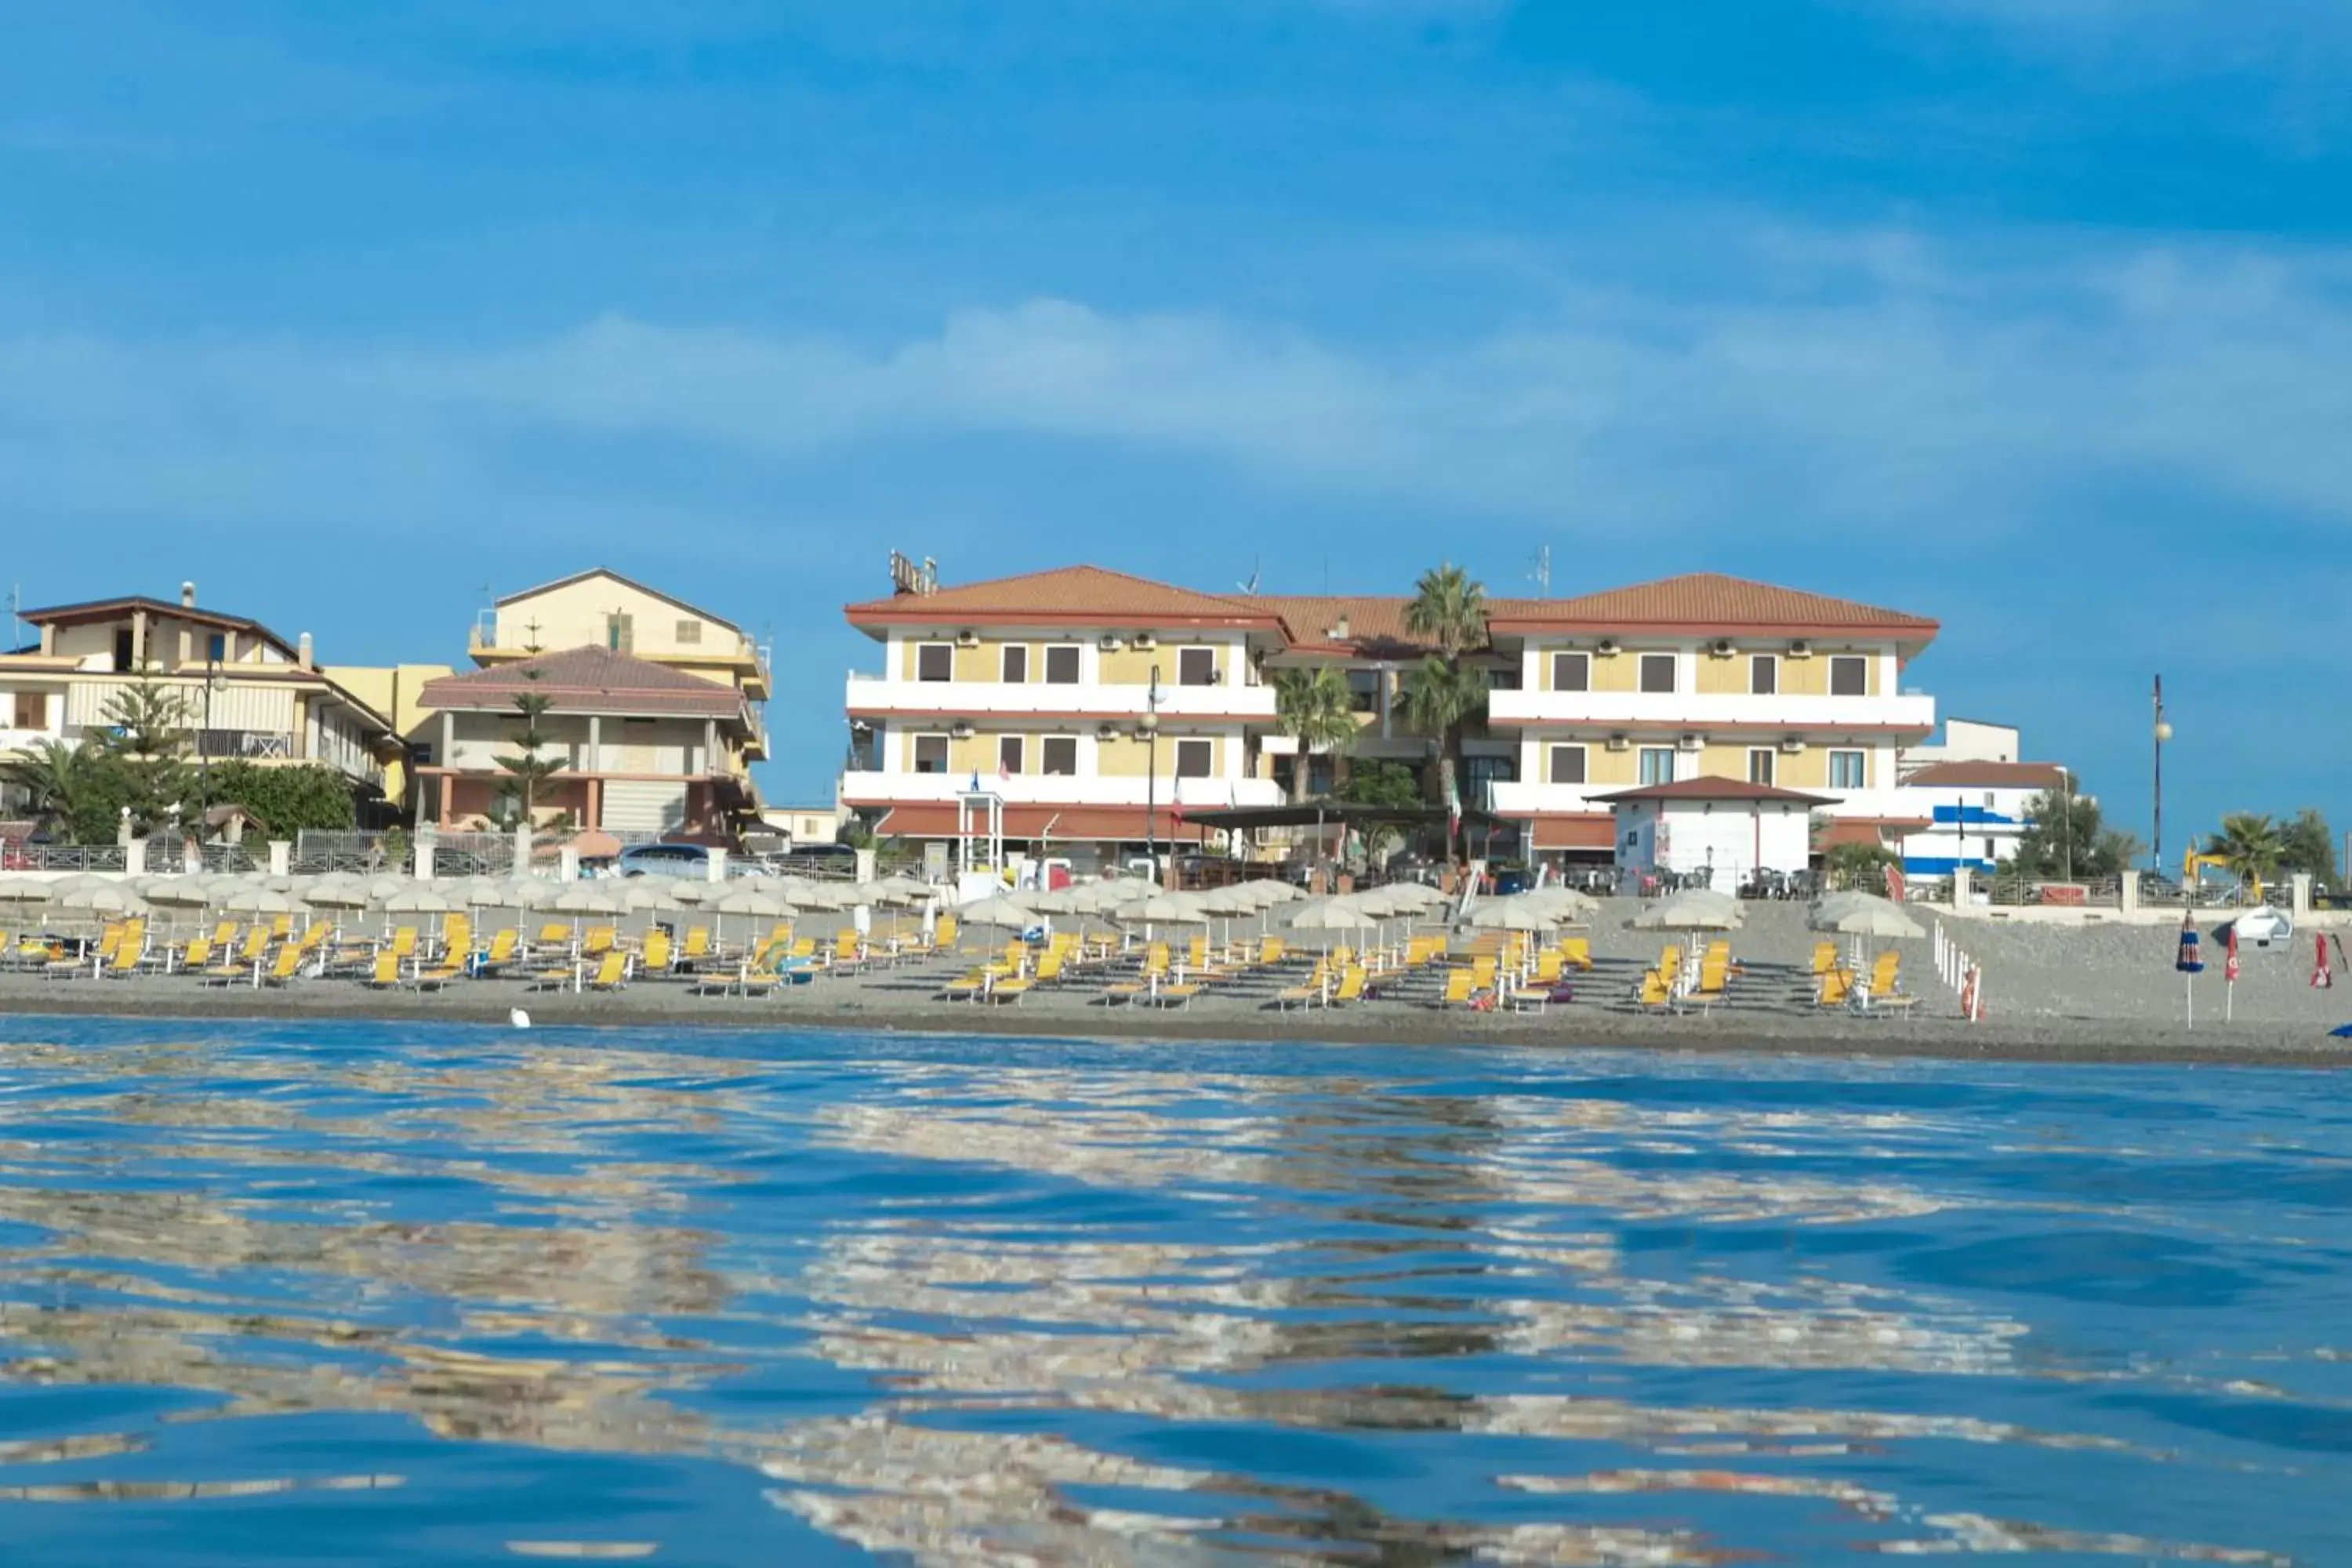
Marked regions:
[1251,595,1441,658]
[1901,761,2066,790]
[419,644,745,718]
[1490,573,1936,636]
[847,566,1280,629]
[1590,775,1835,806]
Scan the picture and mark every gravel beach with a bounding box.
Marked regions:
[6,898,2347,1068]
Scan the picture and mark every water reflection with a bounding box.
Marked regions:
[0,1029,2335,1566]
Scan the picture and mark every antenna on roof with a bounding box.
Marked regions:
[1235,557,1260,596]
[1527,545,1552,597]
[8,584,18,653]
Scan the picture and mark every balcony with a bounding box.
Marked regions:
[1491,780,1931,821]
[840,773,1286,811]
[1486,689,1936,734]
[195,728,293,760]
[845,675,1277,723]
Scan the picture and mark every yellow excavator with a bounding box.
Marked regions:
[2183,849,2263,904]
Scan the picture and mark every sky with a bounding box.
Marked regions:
[3,0,2345,855]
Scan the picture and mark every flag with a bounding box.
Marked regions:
[967,769,982,794]
[2225,922,2241,984]
[2315,933,2335,989]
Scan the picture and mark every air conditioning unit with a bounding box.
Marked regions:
[1787,639,1813,659]
[1604,734,1631,753]
[954,630,981,649]
[1676,733,1704,753]
[949,721,975,740]
[1595,637,1621,657]
[1778,736,1807,755]
[1132,632,1158,651]
[1095,723,1120,742]
[1710,639,1736,658]
[1098,633,1123,652]
[1206,668,1224,685]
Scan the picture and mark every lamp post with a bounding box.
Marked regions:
[2152,675,2172,879]
[1140,665,1162,883]
[2058,764,2072,884]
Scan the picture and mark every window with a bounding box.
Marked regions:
[1178,647,1217,687]
[606,613,634,652]
[1747,749,1776,786]
[1552,652,1589,691]
[1750,655,1777,695]
[1830,655,1868,696]
[1041,735,1078,775]
[1639,653,1677,694]
[1044,644,1081,684]
[675,619,702,644]
[998,735,1025,775]
[113,628,135,673]
[1346,669,1380,713]
[1174,739,1213,779]
[13,691,44,730]
[1984,838,1997,861]
[205,633,227,665]
[1828,749,1867,789]
[1548,744,1587,785]
[916,643,953,683]
[1639,746,1675,786]
[1001,644,1029,684]
[912,735,949,774]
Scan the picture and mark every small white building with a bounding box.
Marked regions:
[1593,776,1831,894]
[1898,718,2020,776]
[1895,760,2069,877]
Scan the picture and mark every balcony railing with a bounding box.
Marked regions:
[194,729,293,760]
[1486,689,1936,731]
[845,675,1276,720]
[844,774,1286,810]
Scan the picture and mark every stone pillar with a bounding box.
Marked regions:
[126,836,147,875]
[1951,865,1973,907]
[855,848,877,884]
[706,846,728,883]
[514,824,533,879]
[267,840,292,877]
[2117,869,2140,914]
[558,846,580,881]
[414,824,437,880]
[2292,872,2313,919]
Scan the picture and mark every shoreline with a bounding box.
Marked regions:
[4,987,2348,1069]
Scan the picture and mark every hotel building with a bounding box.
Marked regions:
[840,559,1940,865]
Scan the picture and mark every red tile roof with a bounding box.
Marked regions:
[1489,573,1937,638]
[846,566,1283,630]
[1521,812,1617,850]
[418,645,746,719]
[1589,776,1836,806]
[1901,761,2067,790]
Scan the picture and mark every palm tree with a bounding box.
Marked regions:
[1396,655,1489,808]
[1402,563,1487,658]
[1272,666,1358,803]
[2,738,90,823]
[2206,812,2285,896]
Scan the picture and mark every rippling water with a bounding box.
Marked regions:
[0,1019,2347,1565]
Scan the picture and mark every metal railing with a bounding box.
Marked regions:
[3,844,129,871]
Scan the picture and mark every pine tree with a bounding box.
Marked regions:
[495,668,565,825]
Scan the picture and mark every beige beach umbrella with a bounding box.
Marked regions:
[615,880,685,912]
[382,887,453,915]
[0,879,55,904]
[711,887,793,917]
[222,887,299,914]
[1632,891,1744,932]
[550,884,625,916]
[361,874,414,902]
[45,873,123,898]
[303,880,373,909]
[1466,898,1560,932]
[956,895,1037,929]
[499,878,559,910]
[58,886,151,918]
[664,879,724,906]
[1807,896,1923,941]
[1522,885,1600,919]
[1116,891,1211,925]
[867,874,942,904]
[142,879,216,909]
[1282,898,1385,950]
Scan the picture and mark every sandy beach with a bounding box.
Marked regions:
[7,898,2347,1068]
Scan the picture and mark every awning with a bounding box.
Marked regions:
[1523,813,1616,851]
[869,804,1171,843]
[1815,818,1930,848]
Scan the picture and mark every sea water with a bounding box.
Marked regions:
[0,1018,2345,1566]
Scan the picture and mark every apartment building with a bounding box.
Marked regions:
[841,561,1941,865]
[0,583,397,808]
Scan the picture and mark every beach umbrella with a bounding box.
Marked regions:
[1632,891,1744,932]
[498,878,558,909]
[382,887,453,915]
[1281,898,1386,953]
[1807,897,1924,941]
[956,895,1037,929]
[1466,898,1560,932]
[615,880,684,912]
[303,880,373,909]
[142,879,217,909]
[45,873,123,898]
[550,885,625,916]
[0,880,54,904]
[1116,891,1211,926]
[711,887,792,917]
[665,879,723,906]
[58,885,150,916]
[867,874,942,904]
[1521,886,1600,919]
[222,887,299,914]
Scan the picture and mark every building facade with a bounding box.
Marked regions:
[841,561,1943,866]
[1594,778,1832,893]
[1893,760,2069,876]
[0,584,396,812]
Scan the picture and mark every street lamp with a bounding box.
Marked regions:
[1139,665,1162,882]
[2152,675,2172,878]
[2057,764,2072,884]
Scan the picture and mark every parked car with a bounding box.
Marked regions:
[618,842,710,878]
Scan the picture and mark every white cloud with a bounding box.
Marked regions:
[4,233,2350,547]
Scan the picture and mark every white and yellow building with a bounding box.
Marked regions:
[0,583,397,808]
[841,563,1940,862]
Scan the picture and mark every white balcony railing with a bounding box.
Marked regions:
[1486,690,1936,732]
[846,676,1276,722]
[842,774,1286,811]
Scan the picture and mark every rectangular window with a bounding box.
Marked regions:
[1041,736,1077,775]
[997,735,1024,775]
[205,632,227,664]
[606,614,634,652]
[1638,746,1675,786]
[1174,739,1213,779]
[1044,644,1080,684]
[1750,655,1777,695]
[1178,647,1216,687]
[1984,838,1997,860]
[1552,652,1589,691]
[675,619,702,644]
[912,735,949,774]
[1639,653,1676,694]
[1001,644,1029,684]
[1828,749,1867,789]
[1548,744,1587,785]
[1346,669,1380,713]
[1830,655,1868,696]
[13,691,43,730]
[1748,749,1776,786]
[113,628,135,673]
[916,643,953,683]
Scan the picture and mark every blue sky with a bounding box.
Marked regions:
[4,0,2344,851]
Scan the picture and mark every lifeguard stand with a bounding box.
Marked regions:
[954,790,1005,902]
